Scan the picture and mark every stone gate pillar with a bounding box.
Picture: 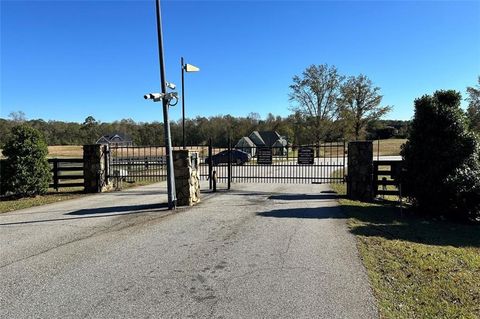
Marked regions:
[83,144,110,193]
[173,150,200,206]
[347,141,374,201]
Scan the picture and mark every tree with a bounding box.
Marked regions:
[82,116,98,127]
[8,111,26,123]
[401,90,480,221]
[466,76,480,133]
[289,64,344,144]
[338,74,391,140]
[2,125,51,196]
[81,116,100,144]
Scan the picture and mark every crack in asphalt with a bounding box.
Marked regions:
[279,222,299,270]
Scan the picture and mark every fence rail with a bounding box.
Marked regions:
[48,158,84,190]
[373,160,403,196]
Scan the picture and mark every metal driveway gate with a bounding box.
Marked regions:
[106,142,346,187]
[107,146,168,183]
[107,145,210,184]
[200,141,347,186]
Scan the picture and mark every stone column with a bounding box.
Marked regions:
[83,144,111,193]
[347,141,374,201]
[173,150,201,206]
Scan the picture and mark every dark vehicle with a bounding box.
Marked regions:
[205,150,251,165]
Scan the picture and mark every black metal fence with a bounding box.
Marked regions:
[107,141,347,187]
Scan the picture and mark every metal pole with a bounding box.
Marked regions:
[155,0,176,209]
[181,57,186,149]
[377,139,380,161]
[208,138,213,190]
[228,137,232,190]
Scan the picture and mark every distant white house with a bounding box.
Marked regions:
[235,131,287,156]
[96,133,133,147]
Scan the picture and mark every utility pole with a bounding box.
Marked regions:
[181,57,186,149]
[154,0,176,209]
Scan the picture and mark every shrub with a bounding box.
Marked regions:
[401,90,480,221]
[0,160,6,195]
[2,125,51,196]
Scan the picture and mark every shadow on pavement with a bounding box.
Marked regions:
[0,204,170,226]
[66,203,168,215]
[268,194,340,201]
[257,207,344,219]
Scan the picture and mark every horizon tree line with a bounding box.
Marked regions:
[2,69,477,148]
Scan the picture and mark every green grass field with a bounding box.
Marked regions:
[332,183,480,318]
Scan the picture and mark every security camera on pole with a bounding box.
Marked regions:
[144,0,177,210]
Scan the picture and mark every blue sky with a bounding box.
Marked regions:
[1,0,479,123]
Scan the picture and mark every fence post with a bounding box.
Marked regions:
[343,140,347,181]
[347,141,374,201]
[172,149,200,206]
[377,139,380,161]
[103,145,110,186]
[83,144,111,193]
[208,138,213,190]
[227,137,232,190]
[52,159,59,191]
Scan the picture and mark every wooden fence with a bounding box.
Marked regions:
[373,160,403,196]
[48,158,84,190]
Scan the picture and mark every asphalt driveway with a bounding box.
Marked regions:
[0,181,377,318]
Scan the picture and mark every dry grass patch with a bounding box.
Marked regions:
[47,145,83,158]
[373,139,407,157]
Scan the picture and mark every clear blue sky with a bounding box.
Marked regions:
[1,0,479,123]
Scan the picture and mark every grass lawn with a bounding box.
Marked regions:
[332,183,480,318]
[0,190,86,214]
[0,180,161,214]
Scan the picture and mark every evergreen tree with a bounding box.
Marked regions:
[2,125,51,196]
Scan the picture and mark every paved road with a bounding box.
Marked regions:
[0,182,378,318]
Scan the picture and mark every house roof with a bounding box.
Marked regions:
[235,136,255,148]
[258,131,281,147]
[272,137,287,147]
[96,136,110,144]
[96,133,132,144]
[248,131,266,146]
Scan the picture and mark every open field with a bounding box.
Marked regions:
[373,138,406,157]
[47,145,83,158]
[1,145,84,159]
[1,139,406,159]
[332,183,480,318]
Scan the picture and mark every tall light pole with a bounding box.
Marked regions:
[154,0,176,210]
[180,57,200,149]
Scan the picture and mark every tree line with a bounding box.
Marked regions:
[2,67,477,148]
[0,114,410,148]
